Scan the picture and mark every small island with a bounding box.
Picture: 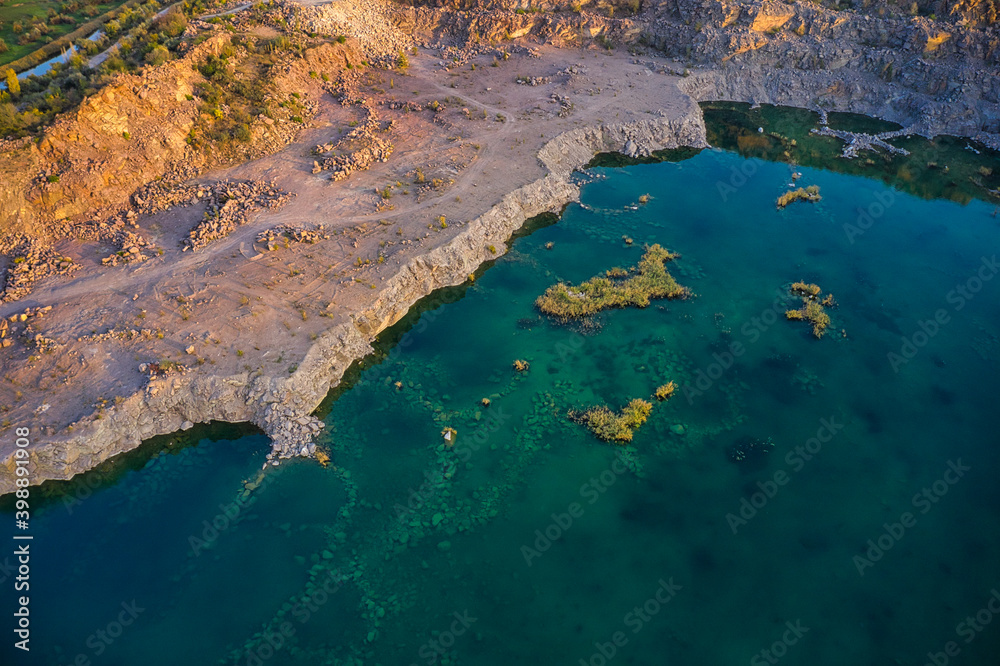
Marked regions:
[776,185,822,208]
[785,281,836,338]
[536,244,690,319]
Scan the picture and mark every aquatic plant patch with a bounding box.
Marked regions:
[535,244,689,319]
[568,398,653,443]
[785,281,835,338]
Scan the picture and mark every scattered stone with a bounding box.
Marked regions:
[726,436,774,464]
[0,235,79,304]
[183,180,294,251]
[810,126,911,159]
[516,75,550,86]
[256,224,330,250]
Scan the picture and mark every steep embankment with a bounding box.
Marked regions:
[0,31,361,239]
[0,106,707,494]
[644,0,1000,144]
[1,0,998,493]
[0,35,230,238]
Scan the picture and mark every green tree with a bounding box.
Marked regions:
[145,44,170,67]
[5,70,19,98]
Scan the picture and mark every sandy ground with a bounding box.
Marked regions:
[0,44,695,466]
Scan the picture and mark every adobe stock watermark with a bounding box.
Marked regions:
[393,406,511,523]
[409,610,477,665]
[578,577,682,666]
[353,306,446,390]
[520,456,631,566]
[716,157,765,202]
[58,600,145,665]
[843,136,948,245]
[726,416,844,534]
[853,459,970,576]
[236,569,346,666]
[60,447,215,516]
[889,255,999,372]
[188,466,284,556]
[842,188,897,244]
[681,288,795,404]
[923,588,1000,666]
[750,620,809,665]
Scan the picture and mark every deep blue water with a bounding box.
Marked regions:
[4,142,1000,666]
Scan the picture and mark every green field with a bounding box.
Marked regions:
[0,0,129,68]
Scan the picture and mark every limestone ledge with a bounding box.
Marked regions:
[0,107,709,495]
[678,69,1000,149]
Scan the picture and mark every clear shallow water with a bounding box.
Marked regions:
[4,142,1000,665]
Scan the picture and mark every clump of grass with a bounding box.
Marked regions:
[785,281,835,338]
[536,244,690,319]
[655,381,676,401]
[776,185,821,208]
[790,281,821,297]
[569,398,653,443]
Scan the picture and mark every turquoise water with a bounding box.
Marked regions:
[5,143,1000,665]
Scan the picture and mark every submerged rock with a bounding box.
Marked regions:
[726,436,774,465]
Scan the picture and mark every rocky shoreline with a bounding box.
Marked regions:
[2,74,997,494]
[0,105,708,493]
[1,0,999,495]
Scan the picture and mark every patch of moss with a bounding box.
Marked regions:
[536,244,690,319]
[785,281,834,338]
[569,398,653,443]
[776,185,821,208]
[655,381,676,401]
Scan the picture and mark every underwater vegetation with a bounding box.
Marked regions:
[535,244,690,319]
[655,381,676,401]
[785,281,835,338]
[726,436,775,464]
[776,185,822,208]
[568,398,653,443]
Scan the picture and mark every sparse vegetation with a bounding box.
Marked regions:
[536,244,690,319]
[0,1,189,138]
[776,185,822,208]
[5,69,19,97]
[785,281,835,338]
[655,381,676,401]
[569,398,653,443]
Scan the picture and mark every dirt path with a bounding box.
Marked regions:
[0,43,698,490]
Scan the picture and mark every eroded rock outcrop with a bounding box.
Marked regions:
[0,108,708,492]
